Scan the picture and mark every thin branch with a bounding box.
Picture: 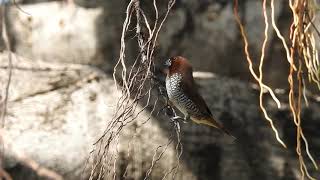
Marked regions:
[233,0,286,148]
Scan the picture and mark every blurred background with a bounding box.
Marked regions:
[0,0,319,179]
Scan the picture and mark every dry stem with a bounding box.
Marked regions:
[235,0,319,179]
[90,0,179,179]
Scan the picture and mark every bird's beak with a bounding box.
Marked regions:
[164,58,172,67]
[162,59,171,75]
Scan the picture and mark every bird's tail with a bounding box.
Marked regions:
[219,125,237,140]
[198,117,236,140]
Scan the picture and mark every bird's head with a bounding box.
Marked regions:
[163,56,192,76]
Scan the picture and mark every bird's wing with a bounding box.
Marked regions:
[182,75,236,137]
[181,72,213,117]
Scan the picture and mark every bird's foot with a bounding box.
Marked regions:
[170,116,187,123]
[170,116,183,133]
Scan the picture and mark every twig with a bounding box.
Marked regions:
[233,0,286,148]
[90,0,179,179]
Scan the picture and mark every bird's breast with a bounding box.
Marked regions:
[166,73,182,99]
[166,73,201,116]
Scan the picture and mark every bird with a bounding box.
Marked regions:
[163,56,234,138]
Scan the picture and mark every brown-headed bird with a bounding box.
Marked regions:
[163,56,234,138]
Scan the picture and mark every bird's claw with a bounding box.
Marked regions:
[159,104,187,134]
[170,116,182,132]
[171,116,187,123]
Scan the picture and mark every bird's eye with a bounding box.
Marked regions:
[164,58,172,67]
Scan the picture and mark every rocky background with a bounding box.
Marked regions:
[0,0,319,179]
